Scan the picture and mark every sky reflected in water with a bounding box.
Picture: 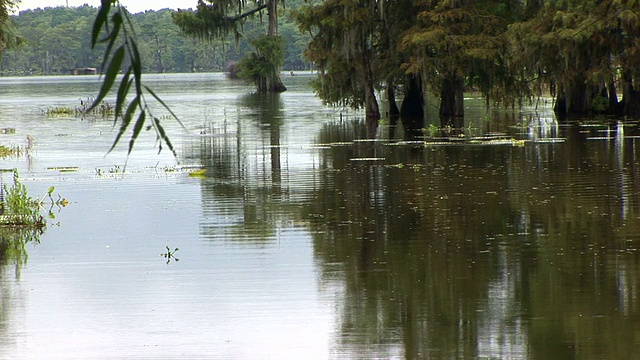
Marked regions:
[0,73,639,359]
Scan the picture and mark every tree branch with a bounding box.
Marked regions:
[229,4,268,21]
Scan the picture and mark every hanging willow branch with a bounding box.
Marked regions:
[90,0,183,157]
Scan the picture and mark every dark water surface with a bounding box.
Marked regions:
[0,73,639,359]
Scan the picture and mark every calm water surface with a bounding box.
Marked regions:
[0,73,639,359]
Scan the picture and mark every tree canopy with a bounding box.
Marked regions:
[173,0,288,92]
[0,4,310,75]
[296,0,640,131]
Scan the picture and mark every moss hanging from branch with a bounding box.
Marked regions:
[237,35,286,93]
[173,0,287,93]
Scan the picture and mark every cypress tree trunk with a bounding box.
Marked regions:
[400,74,424,129]
[360,44,379,137]
[554,88,568,119]
[387,81,400,124]
[364,82,380,137]
[570,82,589,115]
[607,81,619,114]
[439,76,464,119]
[554,81,589,118]
[265,0,286,93]
[621,70,640,118]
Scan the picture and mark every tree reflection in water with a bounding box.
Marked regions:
[186,88,640,358]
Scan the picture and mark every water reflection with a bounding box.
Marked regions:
[2,73,637,358]
[181,86,640,357]
[304,118,640,358]
[0,227,41,278]
[195,92,288,244]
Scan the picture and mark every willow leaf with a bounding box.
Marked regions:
[98,12,122,73]
[108,96,139,153]
[143,85,183,127]
[114,67,132,124]
[88,45,124,113]
[91,1,111,47]
[128,110,146,155]
[130,37,142,89]
[154,117,176,156]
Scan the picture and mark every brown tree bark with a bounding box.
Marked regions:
[264,0,286,93]
[439,76,464,119]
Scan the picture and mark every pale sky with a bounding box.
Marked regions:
[16,1,197,13]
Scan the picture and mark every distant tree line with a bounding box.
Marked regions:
[0,4,310,76]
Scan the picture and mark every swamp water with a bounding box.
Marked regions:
[0,73,639,359]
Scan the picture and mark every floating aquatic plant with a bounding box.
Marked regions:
[161,246,179,264]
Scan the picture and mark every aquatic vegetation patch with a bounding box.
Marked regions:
[45,98,116,118]
[0,169,68,228]
[46,106,74,117]
[0,144,22,158]
[47,166,79,172]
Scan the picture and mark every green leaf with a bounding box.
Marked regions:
[144,85,184,127]
[47,186,55,195]
[130,37,143,89]
[153,117,176,156]
[128,110,146,155]
[98,13,122,74]
[114,67,133,124]
[108,96,139,153]
[88,45,125,113]
[91,1,111,47]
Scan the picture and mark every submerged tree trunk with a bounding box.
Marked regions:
[400,74,424,118]
[621,69,640,118]
[400,74,424,129]
[570,82,589,115]
[360,42,379,137]
[554,89,568,118]
[264,0,286,93]
[607,80,619,114]
[439,76,464,120]
[554,81,589,118]
[387,81,400,125]
[364,82,380,137]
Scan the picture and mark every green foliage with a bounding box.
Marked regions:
[91,1,183,158]
[590,95,608,113]
[0,169,68,272]
[1,170,44,228]
[237,35,285,92]
[400,0,513,104]
[295,0,388,117]
[2,5,309,75]
[0,0,23,54]
[46,99,115,118]
[46,106,74,117]
[173,0,288,92]
[172,0,255,43]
